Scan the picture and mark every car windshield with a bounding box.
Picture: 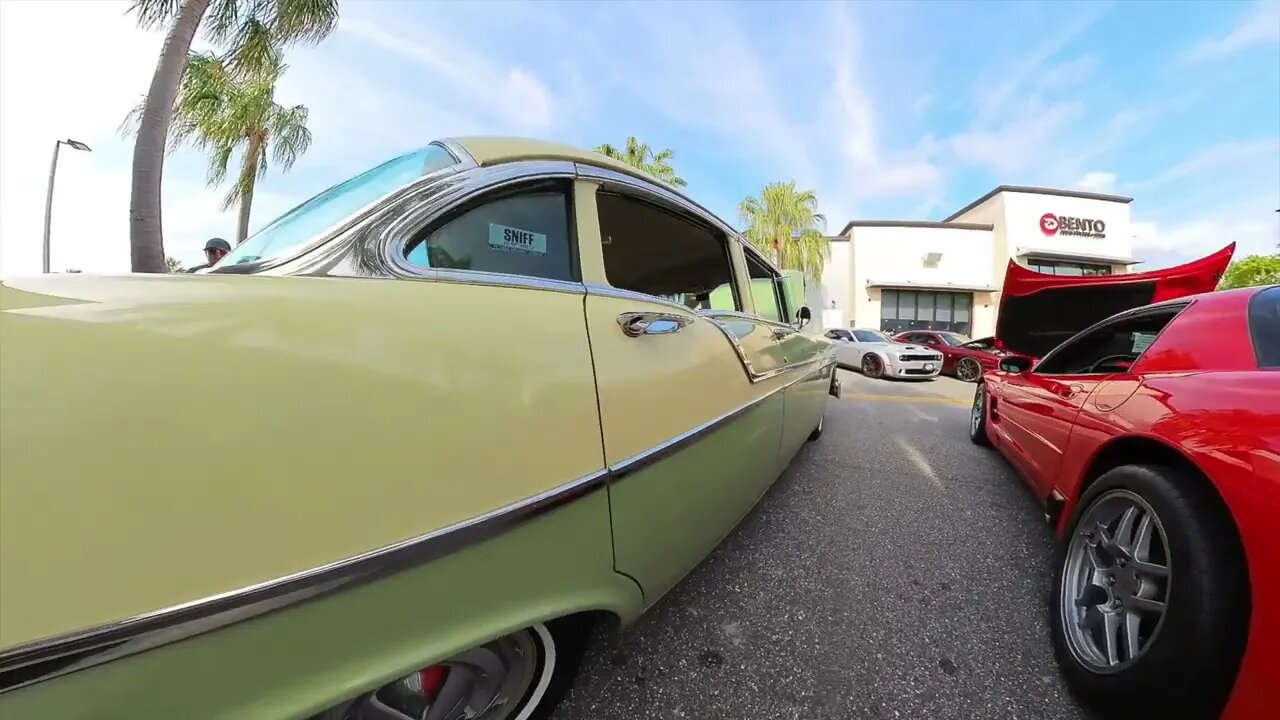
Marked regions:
[216,145,458,268]
[938,332,970,345]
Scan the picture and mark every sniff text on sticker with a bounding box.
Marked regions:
[488,224,548,255]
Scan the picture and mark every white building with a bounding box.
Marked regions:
[817,185,1138,338]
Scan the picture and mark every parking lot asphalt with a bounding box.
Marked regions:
[553,369,1094,720]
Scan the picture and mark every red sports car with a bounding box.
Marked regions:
[893,330,1005,381]
[971,244,1280,720]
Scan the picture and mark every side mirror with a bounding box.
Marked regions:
[796,305,812,329]
[999,356,1033,373]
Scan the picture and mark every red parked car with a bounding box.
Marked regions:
[971,244,1280,720]
[893,330,1005,381]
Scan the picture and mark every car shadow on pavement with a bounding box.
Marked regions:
[553,399,1094,720]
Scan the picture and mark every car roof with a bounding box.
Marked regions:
[449,136,665,185]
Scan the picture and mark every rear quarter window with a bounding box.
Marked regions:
[1248,286,1280,368]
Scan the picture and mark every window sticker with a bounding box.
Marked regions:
[1131,331,1157,354]
[488,223,547,255]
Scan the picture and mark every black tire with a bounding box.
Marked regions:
[968,383,990,446]
[861,353,884,379]
[955,357,982,382]
[807,412,824,442]
[522,617,590,720]
[1050,465,1248,720]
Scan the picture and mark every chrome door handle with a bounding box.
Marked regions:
[617,311,691,337]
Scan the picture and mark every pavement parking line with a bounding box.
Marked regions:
[894,437,943,489]
[841,392,970,407]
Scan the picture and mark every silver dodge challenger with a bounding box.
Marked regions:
[823,328,943,380]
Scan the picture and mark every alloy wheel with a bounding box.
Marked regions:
[862,354,881,377]
[327,625,555,720]
[1060,490,1171,674]
[956,357,982,382]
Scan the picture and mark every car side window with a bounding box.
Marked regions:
[853,330,882,343]
[825,329,852,341]
[597,192,740,311]
[1034,305,1185,375]
[404,182,575,281]
[744,250,784,323]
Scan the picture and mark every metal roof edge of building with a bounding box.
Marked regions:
[945,185,1135,222]
[837,220,994,235]
[1016,247,1142,265]
[865,279,1000,292]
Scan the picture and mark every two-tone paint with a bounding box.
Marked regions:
[0,137,834,718]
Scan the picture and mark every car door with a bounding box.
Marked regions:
[742,248,829,467]
[993,311,1167,496]
[994,369,1108,491]
[574,175,788,600]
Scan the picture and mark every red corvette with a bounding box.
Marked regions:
[893,330,1005,381]
[971,244,1280,720]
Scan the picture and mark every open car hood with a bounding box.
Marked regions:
[994,243,1234,358]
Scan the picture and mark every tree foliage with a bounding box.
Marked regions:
[166,256,186,273]
[595,137,687,187]
[738,181,829,277]
[131,0,339,75]
[126,0,338,270]
[1219,254,1280,290]
[125,52,313,243]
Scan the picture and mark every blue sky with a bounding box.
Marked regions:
[0,0,1276,273]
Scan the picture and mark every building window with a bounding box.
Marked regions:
[1027,259,1113,276]
[879,290,973,336]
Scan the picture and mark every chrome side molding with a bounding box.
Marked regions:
[0,469,609,695]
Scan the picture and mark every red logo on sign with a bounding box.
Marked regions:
[1039,213,1059,236]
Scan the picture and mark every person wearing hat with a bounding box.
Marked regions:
[187,238,232,272]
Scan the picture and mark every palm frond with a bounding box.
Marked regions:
[224,17,282,75]
[267,104,311,171]
[739,181,829,276]
[127,0,180,30]
[207,143,235,186]
[202,0,245,44]
[267,0,339,44]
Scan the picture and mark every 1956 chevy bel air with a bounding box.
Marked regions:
[0,137,838,719]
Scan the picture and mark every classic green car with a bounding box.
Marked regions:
[0,137,837,719]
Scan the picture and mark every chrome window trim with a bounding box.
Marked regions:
[0,468,608,695]
[379,160,581,289]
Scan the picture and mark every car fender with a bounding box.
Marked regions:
[0,489,645,719]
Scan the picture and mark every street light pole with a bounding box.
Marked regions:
[42,138,92,274]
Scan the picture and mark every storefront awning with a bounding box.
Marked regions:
[865,280,998,292]
[1016,248,1140,265]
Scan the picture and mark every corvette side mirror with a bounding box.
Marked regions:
[1000,356,1033,373]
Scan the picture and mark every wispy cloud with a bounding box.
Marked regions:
[970,3,1112,121]
[340,17,557,134]
[1130,138,1280,190]
[1185,0,1280,63]
[1074,172,1119,192]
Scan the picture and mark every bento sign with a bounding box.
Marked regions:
[1040,213,1106,239]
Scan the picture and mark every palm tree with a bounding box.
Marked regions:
[738,181,829,277]
[127,0,338,273]
[595,136,687,187]
[127,52,313,244]
[165,256,186,273]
